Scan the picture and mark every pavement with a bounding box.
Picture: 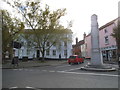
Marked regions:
[2,60,68,69]
[2,59,119,71]
[81,61,119,72]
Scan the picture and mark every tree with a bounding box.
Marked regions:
[1,10,24,62]
[6,1,73,61]
[111,19,120,61]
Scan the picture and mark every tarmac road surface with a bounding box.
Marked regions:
[2,60,119,88]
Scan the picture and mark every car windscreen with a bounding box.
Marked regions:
[78,56,82,58]
[69,56,76,59]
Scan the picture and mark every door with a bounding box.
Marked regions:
[37,50,40,58]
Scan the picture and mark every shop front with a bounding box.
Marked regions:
[101,45,117,62]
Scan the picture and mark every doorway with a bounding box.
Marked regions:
[36,50,40,58]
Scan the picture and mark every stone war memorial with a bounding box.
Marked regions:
[81,14,116,71]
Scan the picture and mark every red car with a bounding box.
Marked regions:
[68,55,84,64]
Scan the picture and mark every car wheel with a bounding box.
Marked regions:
[77,62,80,64]
[69,62,71,64]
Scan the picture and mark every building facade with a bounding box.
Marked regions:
[84,18,118,61]
[84,34,91,59]
[72,38,84,57]
[14,33,73,60]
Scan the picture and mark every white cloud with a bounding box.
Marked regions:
[1,0,119,43]
[43,0,119,43]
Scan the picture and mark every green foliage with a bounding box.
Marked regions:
[5,0,73,60]
[111,20,120,47]
[111,19,120,59]
[111,20,120,41]
[1,10,24,59]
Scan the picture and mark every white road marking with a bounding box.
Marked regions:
[63,68,80,72]
[57,71,65,73]
[11,66,118,77]
[26,86,34,88]
[57,71,119,77]
[9,86,18,89]
[42,70,47,72]
[19,69,23,70]
[13,69,18,70]
[29,69,33,71]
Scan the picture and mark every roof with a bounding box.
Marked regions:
[72,40,84,48]
[78,40,84,45]
[85,17,118,37]
[99,18,117,30]
[86,33,91,37]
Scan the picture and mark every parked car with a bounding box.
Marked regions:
[68,55,84,64]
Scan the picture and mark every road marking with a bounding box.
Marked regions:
[55,65,71,68]
[63,68,80,72]
[28,69,33,71]
[18,69,23,71]
[57,71,65,73]
[57,71,119,77]
[13,69,18,70]
[42,70,47,72]
[9,86,18,89]
[26,86,34,88]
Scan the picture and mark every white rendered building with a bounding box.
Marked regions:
[14,33,73,60]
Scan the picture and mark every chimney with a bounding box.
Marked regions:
[83,32,86,40]
[76,37,78,44]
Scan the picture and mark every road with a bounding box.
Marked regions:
[2,60,119,88]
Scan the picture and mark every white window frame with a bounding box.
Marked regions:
[104,36,109,44]
[46,49,50,56]
[53,50,56,56]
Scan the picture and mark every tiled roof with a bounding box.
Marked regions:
[99,18,118,30]
[72,40,84,47]
[85,17,118,37]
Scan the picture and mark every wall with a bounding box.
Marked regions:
[85,34,91,58]
[15,34,72,59]
[99,24,116,48]
[85,18,118,59]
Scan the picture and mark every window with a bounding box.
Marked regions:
[85,44,87,49]
[46,49,50,56]
[64,41,67,46]
[27,49,30,55]
[64,50,67,56]
[53,50,56,56]
[46,42,50,46]
[104,29,107,33]
[105,36,109,44]
[69,56,76,59]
